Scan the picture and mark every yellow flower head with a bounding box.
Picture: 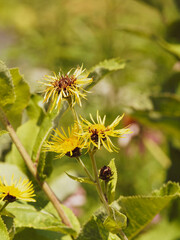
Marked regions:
[0,176,35,203]
[79,111,132,152]
[44,124,84,158]
[41,65,92,111]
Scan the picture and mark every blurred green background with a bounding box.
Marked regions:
[0,0,180,239]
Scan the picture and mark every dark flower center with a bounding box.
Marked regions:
[53,75,76,93]
[66,147,81,158]
[3,193,16,203]
[89,128,106,143]
[99,166,113,181]
[90,129,99,143]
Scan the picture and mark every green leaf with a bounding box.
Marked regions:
[0,61,15,108]
[117,181,180,239]
[65,172,95,185]
[107,159,117,203]
[77,214,107,240]
[77,211,121,240]
[61,204,81,236]
[4,68,30,129]
[0,130,8,137]
[42,202,81,237]
[0,216,10,240]
[104,208,127,234]
[26,94,44,121]
[31,99,69,164]
[88,58,127,89]
[13,228,71,240]
[6,202,77,236]
[0,209,14,219]
[5,120,40,172]
[31,113,53,162]
[1,216,15,240]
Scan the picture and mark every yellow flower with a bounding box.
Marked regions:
[41,65,92,111]
[0,176,35,203]
[44,124,84,158]
[79,111,132,152]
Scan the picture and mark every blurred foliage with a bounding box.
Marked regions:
[0,0,180,239]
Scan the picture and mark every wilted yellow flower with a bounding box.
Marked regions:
[41,65,92,111]
[0,176,35,203]
[44,124,85,158]
[79,111,132,152]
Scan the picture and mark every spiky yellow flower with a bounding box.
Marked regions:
[44,124,85,158]
[41,66,92,111]
[79,111,132,152]
[0,176,35,203]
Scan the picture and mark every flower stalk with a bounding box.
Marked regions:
[0,201,9,213]
[76,157,95,182]
[89,150,110,215]
[0,107,72,228]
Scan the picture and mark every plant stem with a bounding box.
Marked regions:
[104,181,108,201]
[89,150,110,215]
[119,229,129,240]
[0,108,72,228]
[0,201,9,213]
[76,157,95,182]
[67,97,80,125]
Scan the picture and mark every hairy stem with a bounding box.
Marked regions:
[0,108,72,228]
[119,229,129,240]
[89,150,110,215]
[76,157,95,182]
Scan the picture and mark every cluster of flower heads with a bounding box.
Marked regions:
[0,175,35,203]
[44,111,132,158]
[41,65,132,157]
[41,65,92,111]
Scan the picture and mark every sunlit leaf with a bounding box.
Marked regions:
[117,181,180,239]
[88,58,127,89]
[6,202,77,236]
[77,211,121,240]
[0,216,10,240]
[65,172,95,185]
[0,61,15,108]
[107,159,117,204]
[1,216,15,240]
[7,68,30,128]
[103,208,127,234]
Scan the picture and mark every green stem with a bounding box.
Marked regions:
[0,108,72,228]
[76,157,95,182]
[0,201,9,213]
[104,181,108,202]
[67,97,81,125]
[89,150,110,215]
[119,229,129,240]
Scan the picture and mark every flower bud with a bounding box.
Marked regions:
[99,166,113,181]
